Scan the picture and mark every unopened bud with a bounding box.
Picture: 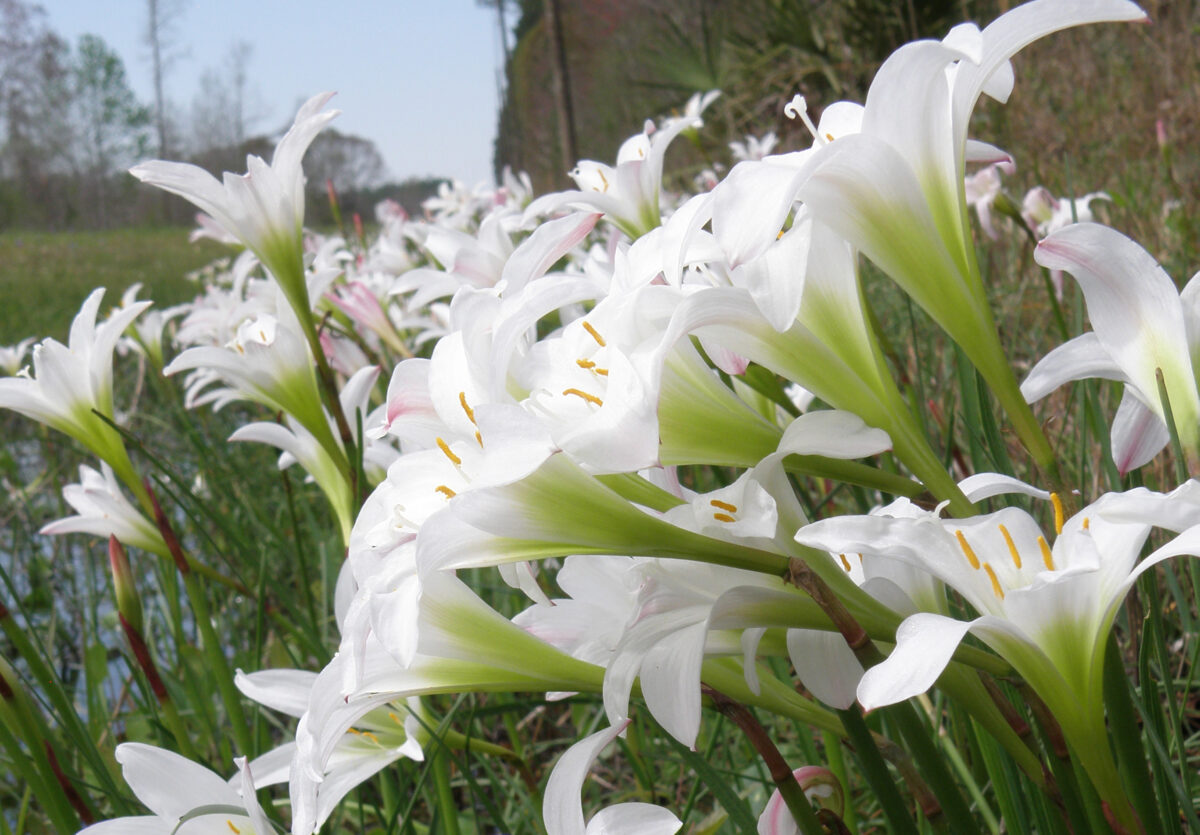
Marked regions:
[108,536,143,635]
[793,766,844,816]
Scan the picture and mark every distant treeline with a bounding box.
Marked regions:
[0,0,445,231]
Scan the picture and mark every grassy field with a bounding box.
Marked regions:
[0,227,226,346]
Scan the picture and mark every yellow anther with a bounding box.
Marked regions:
[459,391,477,425]
[576,358,596,369]
[838,553,852,572]
[777,229,785,240]
[474,429,483,447]
[436,437,461,466]
[1082,517,1090,530]
[1037,535,1055,570]
[824,132,835,142]
[435,485,456,499]
[955,530,981,570]
[712,512,736,523]
[362,731,380,744]
[710,499,738,513]
[389,711,402,725]
[982,563,1005,599]
[997,524,1022,569]
[582,320,607,347]
[596,170,609,192]
[562,387,603,406]
[227,822,241,834]
[595,367,609,376]
[347,728,362,735]
[1050,492,1064,536]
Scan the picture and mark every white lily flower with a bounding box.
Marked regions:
[166,312,343,467]
[524,115,703,239]
[40,463,166,557]
[794,479,1200,830]
[544,720,681,835]
[0,288,150,500]
[0,337,34,376]
[131,93,339,320]
[1023,222,1200,471]
[78,743,270,834]
[234,669,426,835]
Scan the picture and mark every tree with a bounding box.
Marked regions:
[189,39,258,157]
[72,34,151,224]
[0,0,74,227]
[143,0,186,159]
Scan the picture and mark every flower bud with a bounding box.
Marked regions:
[108,535,143,635]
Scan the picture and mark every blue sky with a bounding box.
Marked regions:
[42,1,505,185]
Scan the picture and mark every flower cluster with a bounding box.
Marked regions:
[4,2,1198,834]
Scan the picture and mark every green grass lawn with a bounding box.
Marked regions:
[0,227,226,345]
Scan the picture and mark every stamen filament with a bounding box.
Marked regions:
[1050,493,1064,535]
[710,499,738,512]
[562,387,603,406]
[982,563,1005,599]
[436,437,461,466]
[459,391,477,425]
[955,530,981,570]
[997,524,1022,569]
[1037,535,1055,570]
[582,321,607,347]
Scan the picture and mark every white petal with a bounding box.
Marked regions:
[787,629,864,710]
[1110,389,1169,474]
[114,742,241,819]
[856,613,972,710]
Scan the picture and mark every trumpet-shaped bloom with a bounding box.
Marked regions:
[78,743,270,834]
[130,93,338,319]
[40,463,166,557]
[0,288,150,498]
[795,479,1200,826]
[1023,222,1200,471]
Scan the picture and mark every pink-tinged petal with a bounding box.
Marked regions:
[1035,223,1199,429]
[1110,389,1169,474]
[114,742,241,818]
[857,613,974,710]
[787,629,864,710]
[1021,332,1126,402]
[499,211,600,294]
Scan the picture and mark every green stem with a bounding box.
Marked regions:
[1103,637,1161,835]
[837,706,919,835]
[431,743,462,835]
[148,484,253,756]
